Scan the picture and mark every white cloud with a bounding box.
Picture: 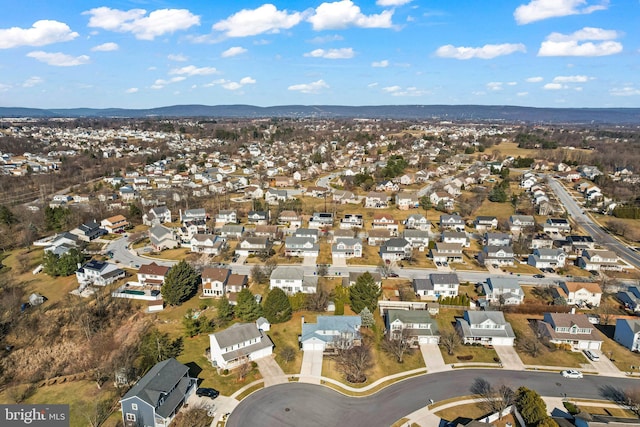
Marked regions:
[308,0,394,30]
[169,65,218,76]
[240,77,256,85]
[383,85,401,93]
[538,27,622,56]
[610,86,640,96]
[368,82,379,87]
[0,20,78,49]
[168,54,188,62]
[514,0,608,25]
[213,4,302,37]
[304,48,354,59]
[526,76,544,83]
[288,79,329,94]
[151,76,186,89]
[203,76,256,91]
[308,34,344,43]
[372,59,389,68]
[22,76,43,87]
[487,82,504,91]
[125,87,139,93]
[376,0,412,5]
[221,46,247,58]
[543,83,566,90]
[222,82,242,90]
[91,42,118,52]
[553,75,590,83]
[435,43,526,59]
[27,51,90,66]
[382,85,426,96]
[84,7,200,40]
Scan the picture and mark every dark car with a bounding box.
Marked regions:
[196,387,219,399]
[533,274,545,278]
[388,273,399,278]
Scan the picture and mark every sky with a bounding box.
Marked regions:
[0,0,638,109]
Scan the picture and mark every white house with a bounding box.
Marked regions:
[527,248,567,269]
[578,249,621,271]
[332,237,363,259]
[270,266,318,294]
[300,315,362,352]
[201,267,231,297]
[538,312,602,350]
[483,277,524,305]
[557,281,602,307]
[76,259,125,287]
[208,323,274,370]
[413,273,459,300]
[456,311,516,346]
[385,310,439,345]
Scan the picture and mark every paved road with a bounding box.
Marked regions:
[547,177,640,269]
[227,370,639,427]
[105,236,175,268]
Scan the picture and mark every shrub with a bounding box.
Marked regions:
[457,355,473,361]
[563,401,579,415]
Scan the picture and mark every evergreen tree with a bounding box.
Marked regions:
[515,386,549,426]
[349,272,382,314]
[43,248,84,277]
[161,260,200,306]
[263,287,292,323]
[215,295,234,326]
[359,307,375,328]
[235,288,263,322]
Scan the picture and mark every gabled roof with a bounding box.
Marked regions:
[301,315,361,343]
[212,323,263,349]
[202,267,230,283]
[562,281,602,294]
[121,358,189,407]
[138,262,170,277]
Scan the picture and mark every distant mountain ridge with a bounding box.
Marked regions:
[1,104,639,124]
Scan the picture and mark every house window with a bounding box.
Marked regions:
[131,403,138,411]
[126,413,136,422]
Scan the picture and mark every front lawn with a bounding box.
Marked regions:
[434,309,499,364]
[152,248,190,260]
[348,244,380,265]
[269,311,315,375]
[596,323,640,372]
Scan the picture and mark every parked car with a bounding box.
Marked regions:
[388,273,399,278]
[583,350,600,361]
[533,274,545,278]
[196,387,220,399]
[561,370,583,379]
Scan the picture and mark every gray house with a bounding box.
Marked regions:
[617,286,640,313]
[119,358,196,427]
[614,318,640,352]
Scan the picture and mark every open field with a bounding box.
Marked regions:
[473,199,515,221]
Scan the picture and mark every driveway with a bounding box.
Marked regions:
[586,350,626,378]
[255,355,287,387]
[494,345,525,370]
[332,257,346,267]
[299,349,323,384]
[302,256,318,267]
[420,343,449,373]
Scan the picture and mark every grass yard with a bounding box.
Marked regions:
[317,242,333,265]
[581,405,638,418]
[595,323,640,372]
[502,263,541,275]
[473,199,515,221]
[152,247,190,260]
[348,243,380,266]
[269,311,314,375]
[561,264,593,278]
[505,313,588,367]
[434,309,499,364]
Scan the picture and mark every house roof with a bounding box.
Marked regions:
[543,312,594,330]
[121,358,189,408]
[563,281,602,294]
[138,262,170,277]
[487,277,520,291]
[431,272,459,285]
[212,322,262,349]
[386,309,437,326]
[301,315,361,344]
[270,266,305,281]
[202,267,230,282]
[105,214,127,223]
[227,274,248,287]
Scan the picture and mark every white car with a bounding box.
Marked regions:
[561,369,583,379]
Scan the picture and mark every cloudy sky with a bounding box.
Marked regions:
[0,0,638,109]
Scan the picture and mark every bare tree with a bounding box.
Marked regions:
[519,337,542,357]
[377,261,392,279]
[470,377,515,419]
[173,401,212,427]
[236,357,251,382]
[440,329,461,356]
[279,346,296,363]
[306,288,330,312]
[334,343,372,383]
[381,329,413,363]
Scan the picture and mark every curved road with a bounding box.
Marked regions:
[228,370,638,427]
[547,177,640,269]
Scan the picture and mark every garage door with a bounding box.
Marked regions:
[588,342,601,350]
[419,336,439,344]
[303,342,325,351]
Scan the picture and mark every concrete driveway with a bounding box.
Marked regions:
[255,355,287,386]
[300,349,323,384]
[586,350,626,378]
[420,343,449,373]
[302,256,318,267]
[494,345,525,370]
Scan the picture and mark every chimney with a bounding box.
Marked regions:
[301,315,305,327]
[571,307,576,314]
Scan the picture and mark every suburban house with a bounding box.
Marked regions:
[440,214,465,231]
[215,209,238,225]
[278,210,302,228]
[613,318,640,352]
[284,236,320,258]
[149,224,180,251]
[247,210,269,225]
[101,214,129,234]
[364,192,390,208]
[617,286,640,313]
[226,274,248,293]
[190,234,226,255]
[308,212,334,229]
[578,249,622,271]
[293,228,319,243]
[380,238,412,262]
[367,229,391,246]
[70,220,106,242]
[556,281,603,307]
[509,215,535,233]
[270,266,318,294]
[403,229,430,250]
[332,190,358,204]
[527,248,567,269]
[538,312,603,350]
[474,216,498,231]
[372,213,399,236]
[340,214,363,230]
[235,237,272,257]
[441,231,469,247]
[332,237,363,259]
[41,232,79,256]
[478,245,515,266]
[341,271,382,288]
[180,208,207,224]
[208,323,274,370]
[430,191,454,210]
[143,206,172,226]
[395,192,419,210]
[119,358,197,427]
[219,224,244,240]
[430,242,463,264]
[531,234,554,250]
[543,218,571,234]
[384,309,440,345]
[332,229,355,242]
[137,262,170,286]
[300,315,362,352]
[456,311,516,346]
[484,232,512,247]
[567,235,596,254]
[254,225,281,241]
[201,267,231,297]
[265,188,288,204]
[76,259,125,287]
[413,272,459,300]
[404,214,430,231]
[482,277,524,305]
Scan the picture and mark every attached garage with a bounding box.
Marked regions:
[418,336,440,345]
[490,337,516,346]
[302,338,326,352]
